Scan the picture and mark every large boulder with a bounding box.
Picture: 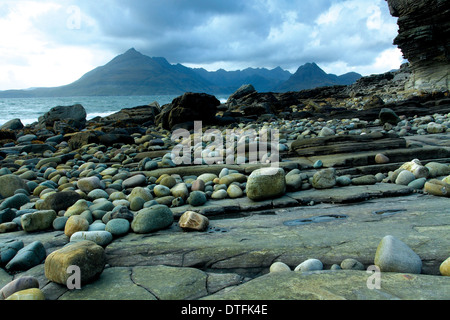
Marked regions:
[5,241,46,272]
[44,240,106,286]
[21,210,57,233]
[155,92,220,130]
[374,235,423,274]
[0,119,23,131]
[0,175,29,198]
[37,104,87,131]
[226,84,256,106]
[38,191,81,213]
[246,167,286,201]
[131,205,174,234]
[101,102,161,126]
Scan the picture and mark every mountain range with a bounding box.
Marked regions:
[0,48,361,97]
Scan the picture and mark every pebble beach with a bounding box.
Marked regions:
[0,79,449,301]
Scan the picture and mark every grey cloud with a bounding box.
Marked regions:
[33,0,400,74]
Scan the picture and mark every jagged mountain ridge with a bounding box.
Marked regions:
[275,62,362,92]
[0,48,361,97]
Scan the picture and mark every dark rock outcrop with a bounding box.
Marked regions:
[37,104,87,133]
[0,119,24,131]
[99,101,161,127]
[155,92,220,130]
[386,0,450,91]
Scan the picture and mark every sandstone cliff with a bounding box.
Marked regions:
[386,0,450,91]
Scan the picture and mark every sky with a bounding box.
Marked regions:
[0,0,405,91]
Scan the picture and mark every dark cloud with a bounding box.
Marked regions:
[1,0,403,91]
[71,0,399,74]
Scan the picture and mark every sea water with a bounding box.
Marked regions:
[0,95,230,126]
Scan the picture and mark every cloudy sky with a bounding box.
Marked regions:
[0,0,405,91]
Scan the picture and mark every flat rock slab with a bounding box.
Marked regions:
[291,132,407,157]
[305,145,450,169]
[202,270,450,300]
[56,265,244,300]
[170,184,414,217]
[105,193,449,276]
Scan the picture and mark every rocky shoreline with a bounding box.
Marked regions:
[0,73,449,300]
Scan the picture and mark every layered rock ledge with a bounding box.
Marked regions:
[386,0,450,91]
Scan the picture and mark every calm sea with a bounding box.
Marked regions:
[0,95,230,126]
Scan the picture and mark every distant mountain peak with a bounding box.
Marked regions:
[0,49,361,97]
[275,62,361,92]
[122,47,142,56]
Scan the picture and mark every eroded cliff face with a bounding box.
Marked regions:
[386,0,450,91]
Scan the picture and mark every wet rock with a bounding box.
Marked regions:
[203,270,450,300]
[128,187,153,203]
[21,210,57,233]
[219,173,247,186]
[156,92,220,130]
[44,240,106,286]
[122,174,147,189]
[5,288,45,300]
[0,175,29,198]
[0,276,39,300]
[70,231,113,247]
[246,167,286,201]
[52,216,68,231]
[379,108,401,125]
[425,162,450,178]
[5,241,46,272]
[269,262,291,273]
[211,189,228,200]
[312,168,336,189]
[294,258,323,272]
[427,122,446,134]
[424,179,450,197]
[153,185,171,197]
[440,257,450,276]
[0,119,23,131]
[77,176,105,193]
[399,159,430,179]
[374,235,422,274]
[187,191,207,207]
[131,205,174,234]
[352,175,377,185]
[0,208,15,224]
[170,183,189,200]
[39,191,81,213]
[408,177,427,190]
[64,215,90,238]
[0,222,18,233]
[105,218,130,237]
[64,199,90,217]
[178,211,209,231]
[0,194,30,210]
[197,173,218,183]
[160,176,177,188]
[375,153,390,164]
[395,170,416,185]
[0,240,24,266]
[38,104,86,129]
[227,184,243,198]
[191,179,205,192]
[340,258,365,270]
